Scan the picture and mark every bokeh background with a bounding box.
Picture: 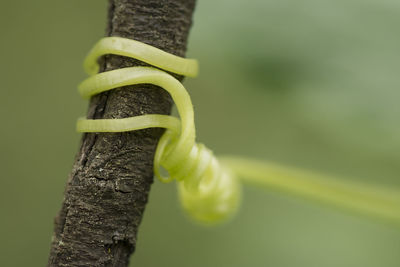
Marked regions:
[1,0,400,266]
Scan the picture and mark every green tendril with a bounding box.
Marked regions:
[78,37,240,224]
[77,37,400,226]
[221,157,400,226]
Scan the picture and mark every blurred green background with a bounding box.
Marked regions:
[1,0,400,266]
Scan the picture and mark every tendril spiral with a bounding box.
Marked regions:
[77,37,240,224]
[77,37,400,227]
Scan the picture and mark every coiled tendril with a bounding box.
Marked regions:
[77,37,240,224]
[77,37,400,226]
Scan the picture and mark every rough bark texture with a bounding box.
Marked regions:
[48,0,196,266]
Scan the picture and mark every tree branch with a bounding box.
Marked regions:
[48,0,197,266]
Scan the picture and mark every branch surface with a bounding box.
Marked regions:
[48,0,196,266]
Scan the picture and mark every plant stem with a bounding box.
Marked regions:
[48,1,196,266]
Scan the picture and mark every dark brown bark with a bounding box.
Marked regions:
[48,0,197,266]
